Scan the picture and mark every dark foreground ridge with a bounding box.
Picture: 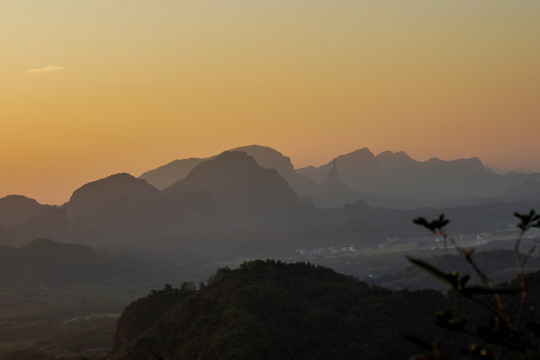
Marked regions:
[109,260,447,360]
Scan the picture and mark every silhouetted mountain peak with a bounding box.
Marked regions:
[424,157,485,171]
[394,150,410,158]
[139,145,297,190]
[0,195,40,207]
[0,195,50,227]
[323,159,352,192]
[377,150,413,161]
[338,147,375,161]
[68,173,159,214]
[324,159,340,186]
[455,157,484,168]
[376,150,418,169]
[334,148,378,171]
[319,159,355,207]
[376,150,394,159]
[139,158,206,190]
[186,151,261,177]
[165,151,299,209]
[229,145,296,178]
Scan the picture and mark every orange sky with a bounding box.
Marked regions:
[1,1,540,205]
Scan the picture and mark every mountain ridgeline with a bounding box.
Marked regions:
[143,145,540,209]
[2,145,540,256]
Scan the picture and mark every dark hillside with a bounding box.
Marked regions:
[377,249,540,291]
[110,260,446,360]
[165,151,322,230]
[0,195,52,227]
[0,239,150,290]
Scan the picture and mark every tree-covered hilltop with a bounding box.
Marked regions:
[110,260,447,360]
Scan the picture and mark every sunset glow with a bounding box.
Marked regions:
[2,1,540,204]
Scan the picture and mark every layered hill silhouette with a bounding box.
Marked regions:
[162,151,321,231]
[165,151,298,207]
[0,195,53,227]
[141,145,540,209]
[2,145,540,258]
[298,148,540,208]
[1,151,322,250]
[0,195,58,246]
[140,145,319,201]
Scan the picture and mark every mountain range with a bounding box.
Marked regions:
[142,145,540,209]
[1,145,539,257]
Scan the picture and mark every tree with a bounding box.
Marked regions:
[407,210,540,360]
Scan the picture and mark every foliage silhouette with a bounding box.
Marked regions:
[109,260,447,360]
[409,210,540,360]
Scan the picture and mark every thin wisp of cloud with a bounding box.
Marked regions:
[26,65,66,74]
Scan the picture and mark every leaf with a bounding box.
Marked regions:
[407,257,457,287]
[413,214,450,233]
[514,209,540,231]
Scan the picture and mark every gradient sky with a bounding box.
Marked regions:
[1,1,540,204]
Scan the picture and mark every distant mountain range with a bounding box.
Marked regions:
[1,145,539,256]
[141,145,540,209]
[140,145,319,203]
[0,150,321,250]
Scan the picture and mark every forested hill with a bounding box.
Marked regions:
[110,260,447,360]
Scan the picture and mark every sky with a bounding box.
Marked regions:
[1,1,540,205]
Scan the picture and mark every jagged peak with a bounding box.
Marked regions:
[166,151,276,192]
[165,150,300,208]
[393,151,413,161]
[376,150,417,166]
[324,159,340,185]
[376,150,394,158]
[196,150,259,170]
[140,145,296,191]
[227,145,295,176]
[345,147,374,156]
[335,148,376,162]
